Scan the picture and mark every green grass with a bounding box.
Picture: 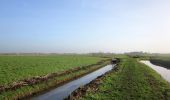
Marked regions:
[81,58,170,100]
[0,55,105,85]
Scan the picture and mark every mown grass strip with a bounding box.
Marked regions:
[80,58,170,100]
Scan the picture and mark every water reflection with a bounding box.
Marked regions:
[141,61,170,83]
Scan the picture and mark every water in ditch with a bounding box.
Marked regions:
[141,60,170,83]
[32,64,115,100]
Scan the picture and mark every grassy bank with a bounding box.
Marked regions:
[80,58,170,100]
[0,55,110,99]
[150,56,170,69]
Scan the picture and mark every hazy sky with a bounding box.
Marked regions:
[0,0,170,53]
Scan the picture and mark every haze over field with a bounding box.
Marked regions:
[0,0,170,53]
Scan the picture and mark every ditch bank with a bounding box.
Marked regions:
[66,65,119,100]
[141,60,170,83]
[33,64,117,100]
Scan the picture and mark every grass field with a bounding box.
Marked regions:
[150,56,170,69]
[0,55,105,85]
[80,58,170,100]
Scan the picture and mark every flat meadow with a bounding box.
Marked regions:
[0,55,104,85]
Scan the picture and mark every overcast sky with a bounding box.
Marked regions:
[0,0,170,53]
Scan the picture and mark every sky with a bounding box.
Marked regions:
[0,0,170,53]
